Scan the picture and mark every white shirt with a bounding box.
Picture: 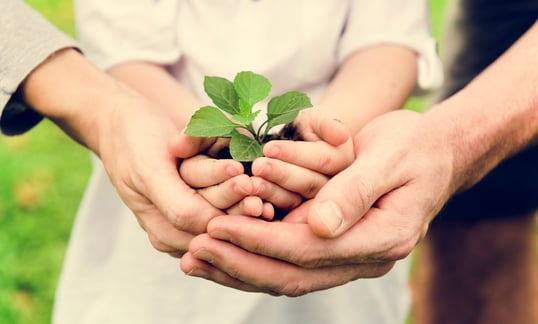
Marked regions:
[54,1,443,323]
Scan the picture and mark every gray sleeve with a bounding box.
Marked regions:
[0,0,78,135]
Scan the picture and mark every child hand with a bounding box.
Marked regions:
[179,153,270,219]
[252,109,355,220]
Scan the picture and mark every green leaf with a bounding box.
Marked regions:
[232,110,261,125]
[238,98,252,117]
[229,130,263,161]
[266,91,312,131]
[233,71,271,109]
[203,76,240,115]
[185,106,240,137]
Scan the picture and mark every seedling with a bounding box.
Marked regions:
[185,71,312,161]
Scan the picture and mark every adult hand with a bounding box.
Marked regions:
[94,94,228,257]
[180,109,456,295]
[19,49,226,257]
[251,108,354,199]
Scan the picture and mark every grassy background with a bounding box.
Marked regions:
[0,1,89,323]
[0,1,447,323]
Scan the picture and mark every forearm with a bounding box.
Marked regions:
[427,21,538,193]
[17,48,134,153]
[319,44,418,133]
[0,0,78,135]
[108,62,201,128]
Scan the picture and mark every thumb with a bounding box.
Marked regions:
[307,159,388,238]
[144,157,222,234]
[168,129,217,158]
[295,109,350,146]
[315,117,350,147]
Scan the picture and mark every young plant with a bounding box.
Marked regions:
[185,71,312,161]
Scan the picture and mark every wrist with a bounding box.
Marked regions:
[424,83,538,194]
[18,48,127,154]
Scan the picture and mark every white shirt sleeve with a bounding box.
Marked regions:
[75,0,182,70]
[339,0,443,91]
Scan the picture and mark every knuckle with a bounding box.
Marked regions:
[168,251,186,258]
[279,279,312,297]
[166,197,206,234]
[385,237,416,261]
[315,153,334,174]
[302,180,321,199]
[369,262,395,278]
[148,238,168,253]
[295,253,325,268]
[148,233,177,254]
[347,177,375,213]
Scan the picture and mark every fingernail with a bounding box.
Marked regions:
[315,201,343,235]
[193,248,215,263]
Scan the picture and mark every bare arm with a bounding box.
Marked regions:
[429,20,538,194]
[107,62,201,127]
[318,44,418,133]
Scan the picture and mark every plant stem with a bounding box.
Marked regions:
[258,119,270,141]
[237,124,260,143]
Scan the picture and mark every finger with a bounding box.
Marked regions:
[180,251,262,293]
[306,151,401,238]
[262,140,353,176]
[261,202,275,220]
[196,174,255,209]
[224,199,273,220]
[135,157,224,235]
[280,199,313,224]
[168,131,217,158]
[316,117,350,146]
[137,209,195,255]
[208,215,343,267]
[250,176,303,210]
[179,155,244,188]
[252,157,329,198]
[185,233,394,296]
[225,196,265,218]
[295,109,351,146]
[207,208,418,267]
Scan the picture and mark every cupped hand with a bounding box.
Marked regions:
[17,49,221,258]
[94,91,226,257]
[179,154,271,218]
[180,215,395,296]
[169,108,354,217]
[181,109,456,294]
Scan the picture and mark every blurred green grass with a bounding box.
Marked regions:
[0,1,89,324]
[0,1,448,323]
